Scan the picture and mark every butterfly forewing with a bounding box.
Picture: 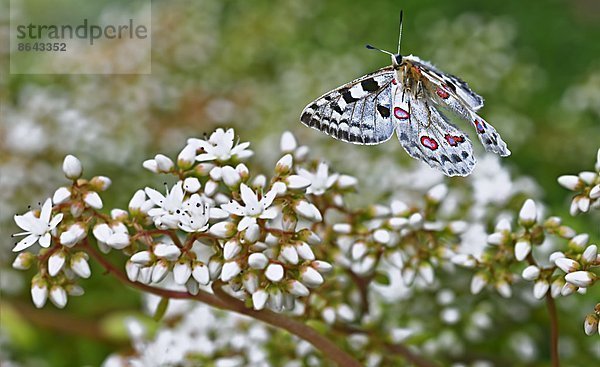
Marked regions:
[300,67,396,145]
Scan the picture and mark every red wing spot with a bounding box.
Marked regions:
[392,78,398,85]
[436,86,450,99]
[474,119,486,133]
[394,107,410,121]
[420,136,439,151]
[444,134,465,147]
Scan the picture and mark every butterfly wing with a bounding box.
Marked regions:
[393,83,476,176]
[300,67,396,145]
[404,55,510,157]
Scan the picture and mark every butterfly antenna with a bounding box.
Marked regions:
[365,44,394,56]
[397,10,404,55]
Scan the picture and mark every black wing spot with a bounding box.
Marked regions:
[399,133,409,141]
[376,104,390,118]
[451,154,461,163]
[342,91,358,104]
[361,79,380,92]
[301,112,312,124]
[332,103,343,114]
[461,151,469,160]
[441,155,451,164]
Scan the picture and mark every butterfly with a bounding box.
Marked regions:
[299,12,510,177]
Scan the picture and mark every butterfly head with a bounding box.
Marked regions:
[392,54,403,68]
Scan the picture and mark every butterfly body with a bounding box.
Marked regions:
[300,51,510,176]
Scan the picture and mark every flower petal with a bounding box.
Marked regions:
[12,234,39,252]
[14,214,35,232]
[259,207,278,220]
[49,213,64,229]
[240,183,259,209]
[39,233,52,248]
[40,198,53,224]
[238,216,256,231]
[221,201,245,216]
[144,187,166,206]
[261,189,277,209]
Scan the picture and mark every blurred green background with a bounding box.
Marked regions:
[1,0,599,366]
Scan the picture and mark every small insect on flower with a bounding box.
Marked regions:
[300,11,510,177]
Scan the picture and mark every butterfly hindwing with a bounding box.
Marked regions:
[394,83,476,176]
[301,67,396,145]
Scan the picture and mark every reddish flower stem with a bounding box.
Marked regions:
[82,240,361,367]
[545,293,560,367]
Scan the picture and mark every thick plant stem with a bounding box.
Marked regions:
[82,241,361,367]
[545,294,560,367]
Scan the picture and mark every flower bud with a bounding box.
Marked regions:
[294,200,322,222]
[130,251,153,265]
[49,285,68,308]
[514,239,531,261]
[252,289,269,310]
[533,280,550,299]
[209,222,236,238]
[84,191,103,209]
[582,245,598,264]
[336,175,358,189]
[222,166,241,187]
[220,261,241,282]
[151,259,169,283]
[557,175,581,191]
[590,184,600,199]
[579,171,597,185]
[53,187,71,204]
[12,252,35,270]
[192,262,210,285]
[154,244,181,261]
[70,252,91,278]
[295,242,315,261]
[173,261,192,285]
[177,144,197,169]
[426,183,448,203]
[223,239,242,260]
[565,271,596,288]
[60,223,87,247]
[584,314,599,336]
[280,131,297,153]
[275,154,293,174]
[280,244,299,264]
[31,279,48,308]
[125,261,140,282]
[521,265,540,281]
[286,175,311,190]
[248,253,269,269]
[265,263,284,282]
[554,257,580,273]
[90,176,112,192]
[154,154,174,172]
[568,233,589,251]
[470,273,487,294]
[287,280,310,297]
[518,199,537,227]
[301,266,324,287]
[62,155,82,179]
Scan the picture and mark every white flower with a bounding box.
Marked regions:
[145,182,185,229]
[93,222,130,250]
[12,198,63,252]
[518,199,537,227]
[189,128,253,162]
[52,187,71,204]
[62,155,82,179]
[297,162,339,195]
[84,191,103,209]
[59,223,86,247]
[221,166,241,187]
[265,263,284,282]
[221,183,278,231]
[178,194,211,233]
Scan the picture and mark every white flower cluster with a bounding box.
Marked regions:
[11,155,111,308]
[557,148,600,215]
